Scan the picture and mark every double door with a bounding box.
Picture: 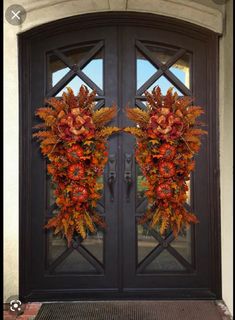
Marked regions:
[19,17,220,301]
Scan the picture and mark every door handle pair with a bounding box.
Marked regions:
[108,153,133,202]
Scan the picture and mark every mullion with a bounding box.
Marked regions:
[166,246,194,271]
[48,43,104,97]
[136,41,191,96]
[164,69,192,96]
[46,69,75,98]
[137,244,164,273]
[94,100,105,110]
[135,100,147,110]
[78,41,104,69]
[53,49,73,68]
[148,227,193,271]
[75,69,103,95]
[136,40,163,69]
[137,69,164,96]
[136,198,148,213]
[165,48,187,69]
[148,227,175,245]
[77,245,104,273]
[53,49,103,94]
[48,246,74,273]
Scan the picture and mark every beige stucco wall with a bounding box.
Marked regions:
[3,0,233,315]
[219,0,233,315]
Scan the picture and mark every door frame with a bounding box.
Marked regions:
[19,12,221,301]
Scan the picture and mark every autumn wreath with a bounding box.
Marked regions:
[125,86,207,236]
[33,86,119,245]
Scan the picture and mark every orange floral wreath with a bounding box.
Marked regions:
[33,86,119,246]
[125,86,207,236]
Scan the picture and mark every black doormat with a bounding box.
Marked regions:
[34,300,229,320]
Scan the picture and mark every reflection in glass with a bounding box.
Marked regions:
[186,178,191,205]
[136,50,157,89]
[139,45,191,92]
[136,164,148,203]
[146,45,177,64]
[137,224,158,263]
[48,46,103,94]
[47,231,67,265]
[48,229,104,271]
[82,230,104,264]
[48,179,56,207]
[169,54,191,89]
[137,224,192,271]
[171,227,192,263]
[62,46,93,65]
[144,250,185,272]
[48,55,70,88]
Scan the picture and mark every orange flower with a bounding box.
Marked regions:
[71,185,88,202]
[68,163,85,180]
[158,143,176,160]
[66,145,84,162]
[158,161,175,178]
[156,183,173,199]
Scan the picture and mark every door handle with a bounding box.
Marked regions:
[108,154,116,202]
[124,153,133,202]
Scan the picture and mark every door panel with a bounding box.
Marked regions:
[121,26,210,292]
[29,27,120,292]
[19,14,220,301]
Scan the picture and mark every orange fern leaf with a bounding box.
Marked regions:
[92,106,117,127]
[126,108,150,126]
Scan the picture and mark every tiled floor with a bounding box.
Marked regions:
[3,303,42,320]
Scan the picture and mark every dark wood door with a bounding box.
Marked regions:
[19,13,221,301]
[121,27,214,296]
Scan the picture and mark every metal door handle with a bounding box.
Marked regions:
[108,154,116,202]
[124,153,133,202]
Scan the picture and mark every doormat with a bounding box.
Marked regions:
[34,300,230,320]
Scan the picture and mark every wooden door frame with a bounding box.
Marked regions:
[19,12,221,301]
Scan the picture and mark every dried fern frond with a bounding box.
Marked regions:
[84,212,96,233]
[150,209,161,228]
[45,97,66,113]
[126,107,150,126]
[75,219,86,239]
[96,127,120,138]
[92,106,117,127]
[32,130,54,140]
[41,137,59,145]
[33,123,49,129]
[159,213,170,235]
[35,107,56,120]
[123,127,145,138]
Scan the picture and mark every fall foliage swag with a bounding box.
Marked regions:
[33,85,206,246]
[33,86,119,246]
[125,87,207,236]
